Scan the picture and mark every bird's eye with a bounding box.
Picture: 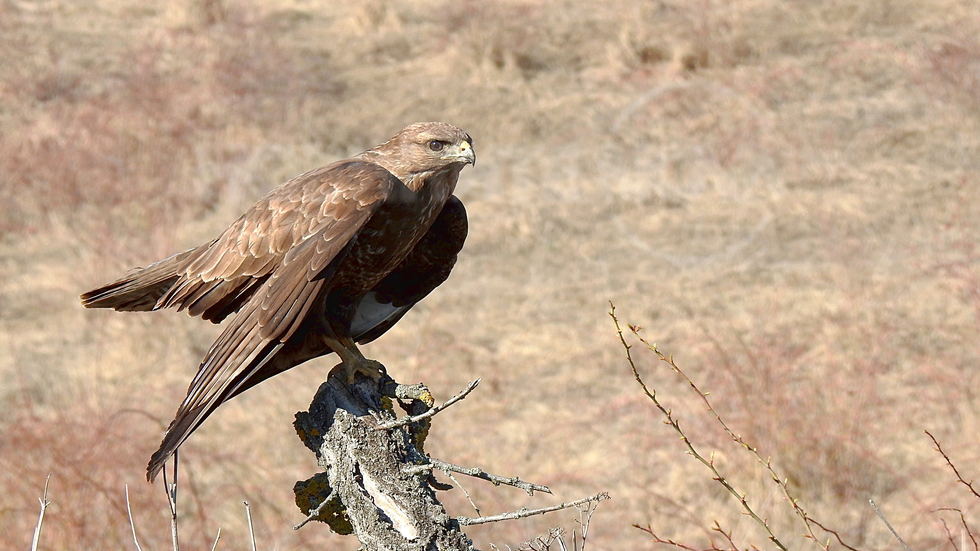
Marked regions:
[428,140,445,151]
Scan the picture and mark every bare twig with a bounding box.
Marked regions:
[627,315,832,549]
[574,497,601,551]
[209,528,222,551]
[446,470,482,516]
[293,489,335,530]
[927,430,980,499]
[163,453,179,551]
[711,521,740,550]
[125,485,144,551]
[31,475,52,551]
[936,509,978,551]
[610,303,788,551]
[870,499,911,551]
[518,528,565,551]
[376,379,481,430]
[498,499,601,551]
[422,457,552,495]
[807,518,861,551]
[940,518,960,551]
[244,501,257,551]
[634,524,724,551]
[457,493,608,526]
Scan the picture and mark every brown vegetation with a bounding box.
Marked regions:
[2,0,980,549]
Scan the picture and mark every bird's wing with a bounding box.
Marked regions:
[150,161,390,322]
[146,161,399,480]
[352,195,468,343]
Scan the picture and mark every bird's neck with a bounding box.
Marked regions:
[356,149,462,194]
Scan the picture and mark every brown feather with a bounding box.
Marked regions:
[179,278,222,305]
[80,249,196,311]
[186,278,248,319]
[201,277,267,323]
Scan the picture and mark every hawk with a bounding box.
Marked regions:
[81,122,475,481]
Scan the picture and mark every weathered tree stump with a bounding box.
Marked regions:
[292,363,607,550]
[293,365,474,551]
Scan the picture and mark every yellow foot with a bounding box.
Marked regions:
[343,357,387,383]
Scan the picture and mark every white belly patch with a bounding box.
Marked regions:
[351,291,410,338]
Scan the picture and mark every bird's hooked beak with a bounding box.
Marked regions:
[453,140,476,166]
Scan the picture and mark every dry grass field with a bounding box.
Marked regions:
[2,0,980,549]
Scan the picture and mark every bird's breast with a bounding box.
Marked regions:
[329,178,453,296]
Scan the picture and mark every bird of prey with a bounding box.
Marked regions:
[81,122,475,481]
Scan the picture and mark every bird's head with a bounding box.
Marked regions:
[369,122,475,180]
[405,122,475,167]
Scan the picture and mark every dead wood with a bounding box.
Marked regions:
[293,366,474,551]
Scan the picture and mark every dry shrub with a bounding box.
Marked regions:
[619,318,980,550]
[688,326,900,545]
[0,395,177,549]
[647,268,980,547]
[0,373,338,551]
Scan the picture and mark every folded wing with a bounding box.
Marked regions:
[83,162,399,481]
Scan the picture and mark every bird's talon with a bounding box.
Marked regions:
[343,358,387,383]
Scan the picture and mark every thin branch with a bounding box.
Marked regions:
[31,475,52,551]
[425,457,552,495]
[927,430,980,499]
[293,489,335,530]
[633,524,725,551]
[376,379,481,430]
[574,497,601,551]
[457,493,609,526]
[446,470,482,516]
[209,528,222,551]
[125,485,144,551]
[609,304,788,551]
[625,316,830,550]
[806,518,860,551]
[711,521,741,551]
[869,499,911,551]
[500,502,599,551]
[936,508,979,551]
[940,518,960,551]
[518,528,565,551]
[163,453,179,551]
[244,501,257,551]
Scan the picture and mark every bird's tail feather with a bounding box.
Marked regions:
[80,249,196,311]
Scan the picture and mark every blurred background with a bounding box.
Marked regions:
[2,0,979,549]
